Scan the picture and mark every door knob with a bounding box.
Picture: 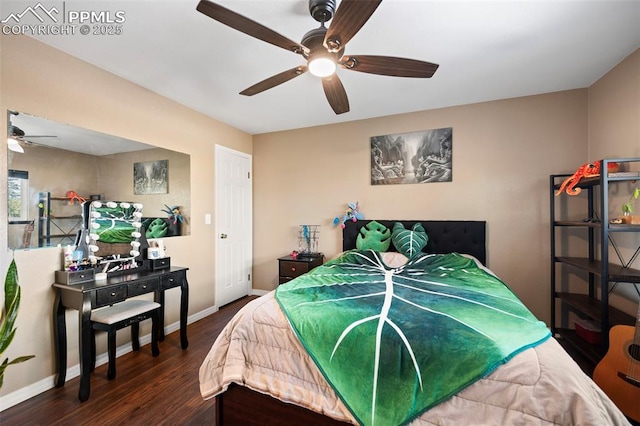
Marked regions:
[220,233,227,239]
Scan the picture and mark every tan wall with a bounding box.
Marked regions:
[587,48,640,314]
[588,48,640,160]
[0,34,252,397]
[254,89,590,326]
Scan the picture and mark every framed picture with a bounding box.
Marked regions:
[371,127,452,185]
[134,160,168,194]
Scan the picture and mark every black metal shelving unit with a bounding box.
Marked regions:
[38,191,84,247]
[550,158,640,368]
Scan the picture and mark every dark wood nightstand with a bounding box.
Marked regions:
[278,254,323,284]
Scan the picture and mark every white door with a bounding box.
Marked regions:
[215,145,252,306]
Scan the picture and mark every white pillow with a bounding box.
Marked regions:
[380,252,409,268]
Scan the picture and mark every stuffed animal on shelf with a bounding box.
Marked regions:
[333,202,365,229]
[555,161,601,196]
[65,190,86,205]
[555,161,621,196]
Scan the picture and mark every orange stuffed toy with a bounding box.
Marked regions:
[555,161,601,196]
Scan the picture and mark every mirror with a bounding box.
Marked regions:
[6,111,191,250]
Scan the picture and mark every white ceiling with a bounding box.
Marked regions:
[17,0,640,135]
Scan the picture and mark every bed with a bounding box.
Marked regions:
[200,220,630,425]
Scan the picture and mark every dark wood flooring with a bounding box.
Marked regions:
[0,296,257,426]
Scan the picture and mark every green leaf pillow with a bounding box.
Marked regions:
[391,222,429,258]
[356,221,391,252]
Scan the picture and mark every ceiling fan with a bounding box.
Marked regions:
[7,111,57,153]
[196,0,439,114]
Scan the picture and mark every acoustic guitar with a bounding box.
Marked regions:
[593,305,640,423]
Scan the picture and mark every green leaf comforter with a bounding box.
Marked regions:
[275,250,551,426]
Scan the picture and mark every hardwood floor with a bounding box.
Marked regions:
[0,296,258,426]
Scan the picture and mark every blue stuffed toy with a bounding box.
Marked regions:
[333,202,365,229]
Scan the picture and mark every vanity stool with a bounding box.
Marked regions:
[90,299,161,380]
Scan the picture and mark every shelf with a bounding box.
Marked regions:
[554,220,640,232]
[551,168,640,191]
[38,191,84,248]
[555,257,640,283]
[554,328,602,367]
[50,196,88,202]
[550,158,640,365]
[39,234,77,240]
[554,220,601,228]
[555,292,636,326]
[40,215,82,220]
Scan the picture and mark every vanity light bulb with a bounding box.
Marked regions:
[88,255,97,263]
[131,231,141,238]
[130,250,140,257]
[133,211,143,218]
[120,202,130,209]
[106,201,117,208]
[132,222,142,228]
[131,241,141,248]
[92,201,102,208]
[90,233,100,241]
[133,203,143,210]
[91,222,100,229]
[88,245,99,252]
[90,211,101,218]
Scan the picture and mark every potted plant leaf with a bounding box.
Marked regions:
[0,259,35,388]
[621,187,640,224]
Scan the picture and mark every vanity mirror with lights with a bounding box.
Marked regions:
[83,200,145,270]
[6,111,191,251]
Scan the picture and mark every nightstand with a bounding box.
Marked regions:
[278,254,323,284]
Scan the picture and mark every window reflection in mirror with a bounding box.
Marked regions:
[7,169,34,249]
[6,111,191,251]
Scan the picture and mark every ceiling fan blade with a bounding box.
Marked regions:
[321,75,350,114]
[240,66,308,96]
[324,0,382,52]
[197,0,307,55]
[341,55,439,78]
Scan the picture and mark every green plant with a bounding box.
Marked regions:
[622,187,640,215]
[0,259,35,388]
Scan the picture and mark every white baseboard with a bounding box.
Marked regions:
[0,305,220,412]
[251,289,269,296]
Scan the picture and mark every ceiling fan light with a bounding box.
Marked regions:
[7,137,24,153]
[308,57,336,77]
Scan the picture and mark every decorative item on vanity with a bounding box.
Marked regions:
[162,204,184,226]
[332,201,364,229]
[297,225,320,256]
[0,258,35,388]
[145,239,171,270]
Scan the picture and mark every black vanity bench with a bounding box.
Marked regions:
[52,266,189,402]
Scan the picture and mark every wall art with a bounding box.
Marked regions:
[134,160,168,194]
[371,127,452,185]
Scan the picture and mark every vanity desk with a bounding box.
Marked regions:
[52,266,189,402]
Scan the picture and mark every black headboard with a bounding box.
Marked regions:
[343,220,487,265]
